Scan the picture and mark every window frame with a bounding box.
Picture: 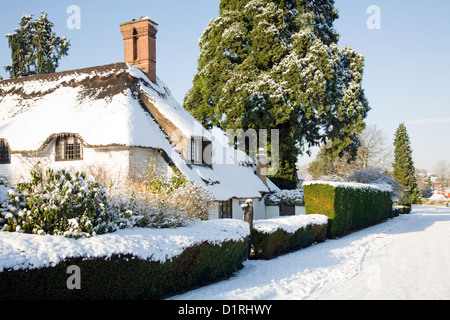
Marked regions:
[189,136,212,167]
[55,135,83,162]
[190,137,202,164]
[218,199,232,219]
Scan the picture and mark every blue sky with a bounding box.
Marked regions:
[0,1,448,173]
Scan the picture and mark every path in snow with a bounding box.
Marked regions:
[169,206,450,300]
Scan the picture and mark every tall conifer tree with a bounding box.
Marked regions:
[184,0,370,188]
[393,123,421,205]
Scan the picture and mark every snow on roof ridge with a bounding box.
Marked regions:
[0,63,128,87]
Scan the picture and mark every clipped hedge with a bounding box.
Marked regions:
[0,220,249,300]
[250,215,328,260]
[0,239,247,300]
[303,181,392,238]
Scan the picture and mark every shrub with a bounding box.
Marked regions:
[264,189,304,206]
[108,173,215,228]
[303,181,392,238]
[0,166,134,238]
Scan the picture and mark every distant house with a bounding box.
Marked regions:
[0,17,280,220]
[433,183,450,199]
[437,190,450,199]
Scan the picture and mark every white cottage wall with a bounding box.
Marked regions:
[0,140,174,187]
[129,147,175,181]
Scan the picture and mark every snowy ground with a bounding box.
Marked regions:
[169,206,450,300]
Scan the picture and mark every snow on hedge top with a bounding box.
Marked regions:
[253,214,328,234]
[0,219,250,272]
[303,181,393,193]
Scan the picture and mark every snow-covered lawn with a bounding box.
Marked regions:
[169,206,450,300]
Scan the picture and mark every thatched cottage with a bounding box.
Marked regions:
[0,17,280,220]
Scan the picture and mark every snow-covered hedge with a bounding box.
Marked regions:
[303,181,393,238]
[253,214,328,235]
[251,215,328,260]
[0,219,249,299]
[264,189,304,206]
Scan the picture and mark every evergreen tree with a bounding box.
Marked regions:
[184,0,369,189]
[5,12,70,78]
[393,123,421,205]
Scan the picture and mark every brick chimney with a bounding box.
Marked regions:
[120,17,158,82]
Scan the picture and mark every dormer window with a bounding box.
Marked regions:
[189,137,212,167]
[0,139,11,164]
[190,137,202,164]
[56,135,83,161]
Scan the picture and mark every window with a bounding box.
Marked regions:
[56,135,83,161]
[189,137,212,166]
[219,200,232,219]
[190,137,202,164]
[0,139,10,164]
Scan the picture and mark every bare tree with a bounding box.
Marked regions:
[356,124,393,171]
[307,124,393,179]
[434,160,450,190]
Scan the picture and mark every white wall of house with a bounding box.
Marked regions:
[295,206,306,215]
[232,198,265,220]
[0,140,174,187]
[208,197,265,221]
[265,206,280,219]
[209,202,220,220]
[129,147,175,181]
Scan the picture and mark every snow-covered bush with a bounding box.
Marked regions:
[108,173,214,228]
[0,166,134,239]
[265,189,304,206]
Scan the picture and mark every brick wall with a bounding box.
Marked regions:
[120,18,158,82]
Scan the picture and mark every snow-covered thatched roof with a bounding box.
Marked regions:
[0,63,208,151]
[0,63,274,200]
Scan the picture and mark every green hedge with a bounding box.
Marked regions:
[250,216,328,260]
[0,239,247,300]
[303,182,392,238]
